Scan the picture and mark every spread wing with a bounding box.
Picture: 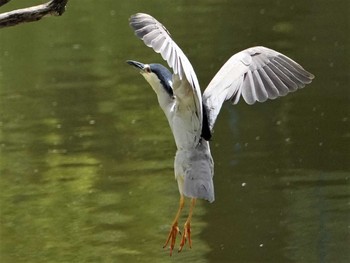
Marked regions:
[203,46,314,131]
[129,13,203,133]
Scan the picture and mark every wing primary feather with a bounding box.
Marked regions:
[258,68,279,99]
[161,41,172,61]
[253,70,268,102]
[135,24,156,41]
[277,55,315,79]
[272,57,304,87]
[271,59,305,87]
[177,55,183,78]
[151,35,166,52]
[263,65,290,96]
[268,62,299,92]
[242,70,257,105]
[231,76,243,104]
[173,49,179,76]
[168,48,176,73]
[274,56,313,83]
[143,30,161,46]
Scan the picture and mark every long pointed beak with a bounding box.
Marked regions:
[126,60,145,70]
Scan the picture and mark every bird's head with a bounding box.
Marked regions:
[126,60,151,74]
[126,60,173,96]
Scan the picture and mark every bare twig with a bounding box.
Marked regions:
[0,0,11,7]
[0,0,68,28]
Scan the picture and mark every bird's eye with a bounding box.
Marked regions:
[145,65,151,73]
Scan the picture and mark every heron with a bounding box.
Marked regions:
[126,13,314,255]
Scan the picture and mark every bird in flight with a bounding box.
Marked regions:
[127,13,314,255]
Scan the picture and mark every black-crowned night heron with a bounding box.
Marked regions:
[127,13,314,255]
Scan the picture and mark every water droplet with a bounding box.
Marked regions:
[72,44,81,50]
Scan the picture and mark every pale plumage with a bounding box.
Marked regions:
[127,13,314,255]
[203,46,314,130]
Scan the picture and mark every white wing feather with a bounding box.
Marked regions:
[203,46,314,131]
[129,13,202,127]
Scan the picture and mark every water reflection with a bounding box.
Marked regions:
[280,170,349,262]
[1,0,349,262]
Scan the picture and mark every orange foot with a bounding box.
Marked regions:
[178,222,191,253]
[163,222,181,256]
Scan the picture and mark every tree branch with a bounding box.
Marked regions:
[0,0,68,28]
[0,0,12,8]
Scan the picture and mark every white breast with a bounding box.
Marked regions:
[143,72,201,150]
[170,105,201,150]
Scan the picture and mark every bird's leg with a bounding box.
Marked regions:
[163,195,185,256]
[178,197,196,252]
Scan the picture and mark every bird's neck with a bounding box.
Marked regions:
[143,73,174,110]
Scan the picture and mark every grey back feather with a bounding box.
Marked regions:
[182,141,215,202]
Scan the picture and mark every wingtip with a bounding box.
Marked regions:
[128,13,136,22]
[129,13,151,21]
